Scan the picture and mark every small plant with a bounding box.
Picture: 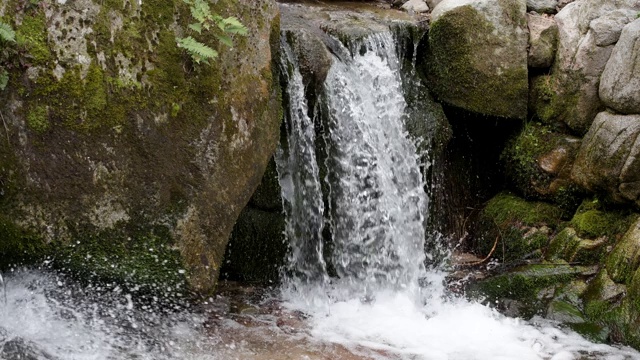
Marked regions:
[177,0,247,64]
[0,21,16,91]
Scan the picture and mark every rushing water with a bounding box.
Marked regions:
[2,30,640,360]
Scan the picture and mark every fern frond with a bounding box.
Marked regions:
[221,17,247,35]
[0,22,15,43]
[177,36,218,63]
[188,22,203,34]
[217,34,233,47]
[190,0,211,24]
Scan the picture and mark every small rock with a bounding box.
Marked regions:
[401,0,430,13]
[527,13,558,68]
[527,0,558,14]
[425,0,443,9]
[1,338,58,360]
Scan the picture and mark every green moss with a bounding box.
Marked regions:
[0,216,46,269]
[427,5,527,118]
[484,192,564,227]
[26,104,49,132]
[468,263,582,318]
[15,12,52,66]
[474,192,564,261]
[53,223,188,297]
[570,201,634,239]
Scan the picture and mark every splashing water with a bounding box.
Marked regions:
[277,32,640,360]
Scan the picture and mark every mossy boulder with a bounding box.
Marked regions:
[606,217,640,284]
[501,122,582,210]
[0,0,282,294]
[468,263,588,318]
[427,0,528,119]
[474,192,564,262]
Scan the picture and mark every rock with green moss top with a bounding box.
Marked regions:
[501,122,582,210]
[0,0,281,294]
[546,227,609,264]
[427,0,528,119]
[570,201,635,239]
[606,218,640,284]
[474,192,564,262]
[581,269,640,345]
[547,1,639,133]
[468,263,587,318]
[571,111,640,206]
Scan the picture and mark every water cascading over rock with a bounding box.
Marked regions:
[277,29,432,301]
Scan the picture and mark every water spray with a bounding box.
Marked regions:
[0,271,5,306]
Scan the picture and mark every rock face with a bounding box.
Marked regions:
[543,0,640,133]
[571,112,640,206]
[600,19,640,115]
[527,14,559,68]
[427,0,529,119]
[0,0,281,293]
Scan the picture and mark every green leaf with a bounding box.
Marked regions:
[221,17,247,35]
[0,69,8,91]
[177,36,218,63]
[216,34,233,47]
[188,22,202,33]
[190,0,211,23]
[0,21,15,43]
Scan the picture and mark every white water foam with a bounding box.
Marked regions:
[0,269,218,360]
[278,32,640,360]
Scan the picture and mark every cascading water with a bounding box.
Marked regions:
[277,30,640,359]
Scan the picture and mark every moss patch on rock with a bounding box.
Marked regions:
[501,121,583,212]
[468,263,585,318]
[427,2,528,119]
[474,192,564,262]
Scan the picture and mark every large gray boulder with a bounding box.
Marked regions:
[427,0,528,119]
[0,0,281,293]
[544,0,640,133]
[600,19,640,115]
[528,14,559,68]
[571,112,640,206]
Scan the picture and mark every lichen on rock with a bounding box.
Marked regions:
[0,0,282,294]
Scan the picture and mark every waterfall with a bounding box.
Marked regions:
[278,32,431,304]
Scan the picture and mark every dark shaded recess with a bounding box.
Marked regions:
[220,156,287,284]
[431,105,521,245]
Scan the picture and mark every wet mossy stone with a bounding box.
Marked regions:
[501,121,582,212]
[427,0,528,119]
[0,0,282,294]
[606,217,640,284]
[474,192,564,262]
[468,263,587,318]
